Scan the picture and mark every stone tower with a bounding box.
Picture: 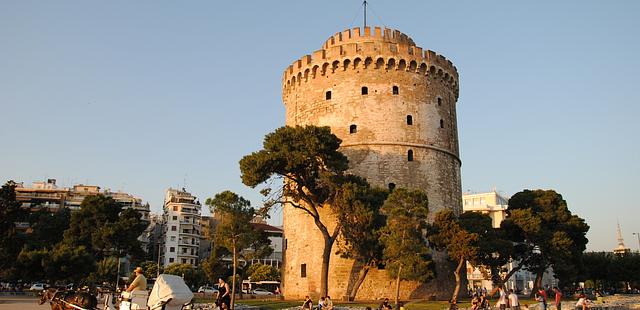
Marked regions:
[281,26,462,300]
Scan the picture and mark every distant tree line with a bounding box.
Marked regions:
[580,251,640,292]
[0,182,147,285]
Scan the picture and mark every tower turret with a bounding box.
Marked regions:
[281,26,462,299]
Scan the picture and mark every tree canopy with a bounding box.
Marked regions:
[428,210,481,301]
[334,178,387,299]
[62,194,147,260]
[206,191,272,310]
[239,125,352,297]
[502,189,589,290]
[380,188,434,308]
[0,181,27,277]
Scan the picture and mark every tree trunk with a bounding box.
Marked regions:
[394,265,402,310]
[452,257,465,302]
[314,218,338,298]
[348,264,371,300]
[320,234,334,297]
[231,243,237,310]
[530,269,544,298]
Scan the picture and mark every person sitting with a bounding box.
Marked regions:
[379,298,390,310]
[126,267,147,292]
[302,295,313,310]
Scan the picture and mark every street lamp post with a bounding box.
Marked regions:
[633,232,640,252]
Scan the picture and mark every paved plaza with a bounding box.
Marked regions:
[0,296,47,310]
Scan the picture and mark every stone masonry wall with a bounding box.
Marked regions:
[281,26,462,300]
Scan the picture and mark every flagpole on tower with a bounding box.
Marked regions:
[363,0,368,28]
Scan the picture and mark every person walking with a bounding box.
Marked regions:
[536,288,548,310]
[216,278,231,310]
[496,287,508,310]
[507,289,520,310]
[553,287,562,310]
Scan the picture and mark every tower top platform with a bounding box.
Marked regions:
[322,26,416,49]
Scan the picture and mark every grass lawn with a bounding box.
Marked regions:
[193,296,542,310]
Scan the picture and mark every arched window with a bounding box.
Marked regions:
[349,124,357,134]
[406,115,413,125]
[393,86,399,95]
[408,149,414,162]
[440,119,444,128]
[361,86,368,95]
[388,183,396,191]
[326,91,332,100]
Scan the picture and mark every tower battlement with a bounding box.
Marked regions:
[283,27,459,98]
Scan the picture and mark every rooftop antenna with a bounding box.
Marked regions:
[183,173,188,190]
[363,0,368,28]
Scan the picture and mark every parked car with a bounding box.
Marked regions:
[197,286,218,295]
[30,283,46,291]
[251,288,274,295]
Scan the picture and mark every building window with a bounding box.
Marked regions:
[438,97,442,106]
[406,115,413,125]
[171,226,176,231]
[440,119,444,128]
[301,264,307,278]
[182,259,187,264]
[326,91,331,100]
[173,206,178,211]
[169,258,174,263]
[349,124,357,134]
[388,183,396,191]
[172,216,177,220]
[408,150,414,162]
[361,86,368,95]
[170,236,176,241]
[182,248,187,253]
[170,247,175,252]
[393,86,399,95]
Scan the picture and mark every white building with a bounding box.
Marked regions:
[463,190,556,294]
[161,188,201,267]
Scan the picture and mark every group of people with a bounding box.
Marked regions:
[470,287,520,310]
[302,295,334,310]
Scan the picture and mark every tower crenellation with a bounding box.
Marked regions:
[283,26,459,100]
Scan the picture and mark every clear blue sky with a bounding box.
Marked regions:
[1,1,638,252]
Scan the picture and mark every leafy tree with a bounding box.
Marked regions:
[239,125,351,297]
[201,246,232,282]
[88,257,119,285]
[16,247,49,282]
[380,188,434,309]
[44,243,95,283]
[206,191,272,310]
[62,194,146,260]
[246,264,280,282]
[503,189,589,293]
[0,180,27,278]
[163,263,206,289]
[139,261,161,280]
[334,179,387,300]
[26,207,71,249]
[428,210,481,302]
